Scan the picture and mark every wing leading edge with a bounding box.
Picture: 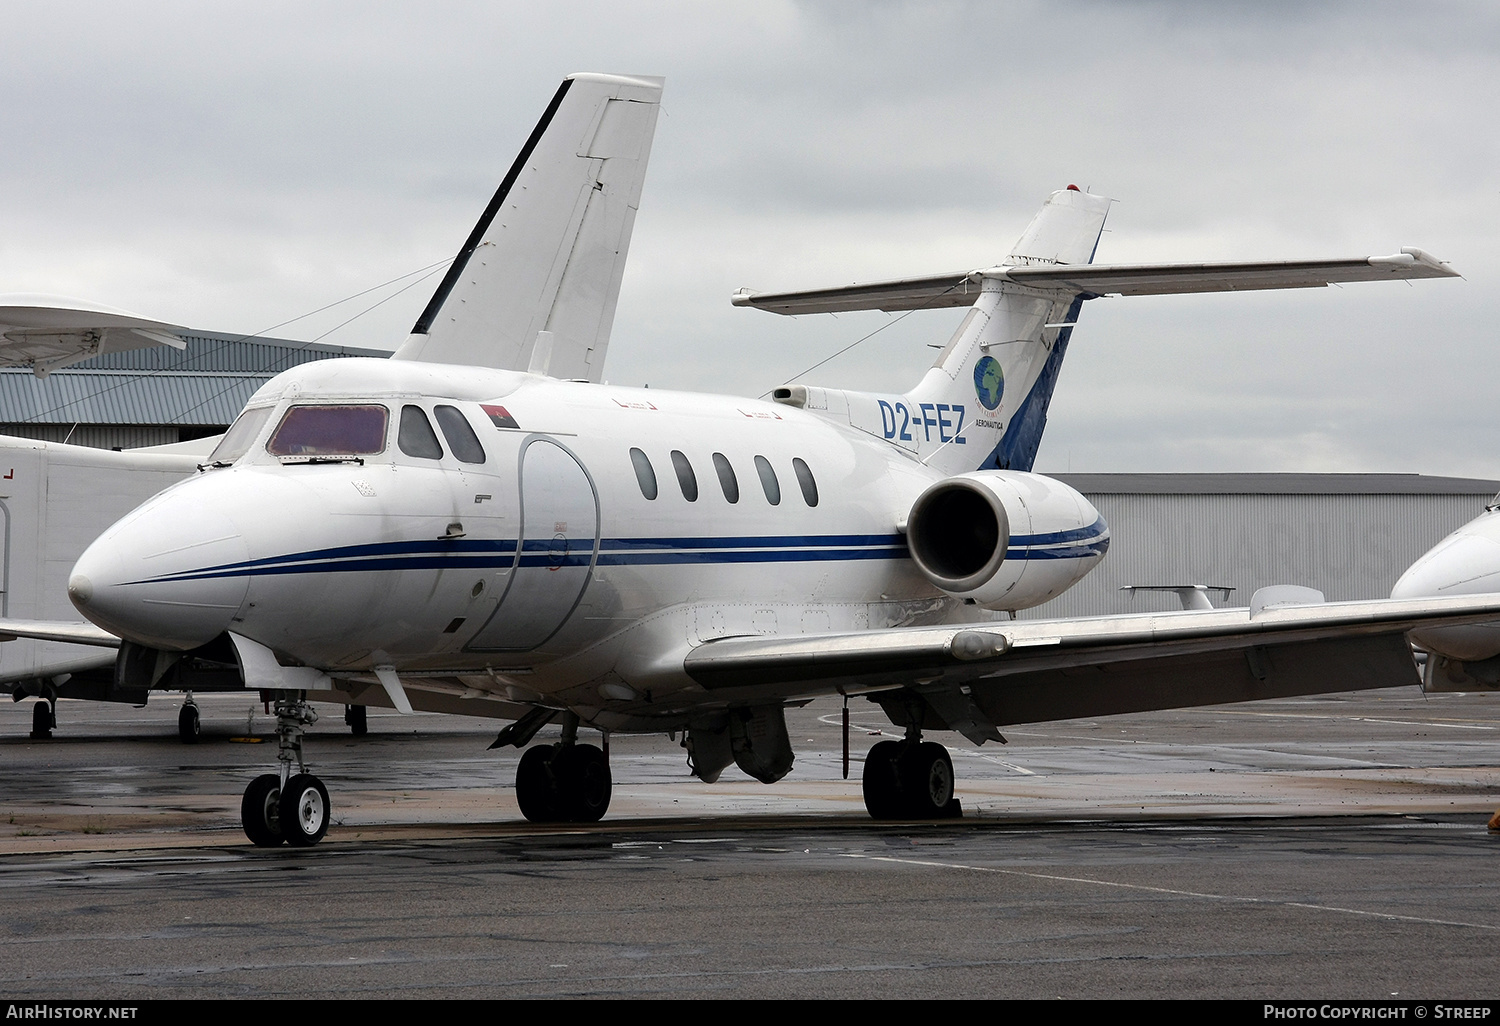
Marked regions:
[730,248,1459,315]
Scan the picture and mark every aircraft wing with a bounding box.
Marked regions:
[730,248,1458,314]
[0,619,121,647]
[0,296,186,376]
[682,592,1500,745]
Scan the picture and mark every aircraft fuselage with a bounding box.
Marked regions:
[68,357,1107,727]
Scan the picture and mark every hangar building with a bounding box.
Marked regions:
[0,332,388,450]
[1035,473,1499,615]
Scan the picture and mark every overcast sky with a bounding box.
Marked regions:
[3,1,1497,476]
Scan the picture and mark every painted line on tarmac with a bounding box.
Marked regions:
[842,853,1500,933]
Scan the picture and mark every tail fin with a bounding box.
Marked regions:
[392,73,663,381]
[903,187,1111,475]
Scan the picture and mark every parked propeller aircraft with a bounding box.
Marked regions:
[0,72,1492,848]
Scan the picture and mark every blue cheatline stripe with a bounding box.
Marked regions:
[1010,517,1108,547]
[130,525,1106,585]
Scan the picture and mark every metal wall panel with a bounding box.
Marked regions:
[1023,491,1494,617]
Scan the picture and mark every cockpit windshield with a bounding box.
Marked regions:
[267,405,389,457]
[207,406,275,465]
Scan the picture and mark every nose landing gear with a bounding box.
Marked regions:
[240,693,331,847]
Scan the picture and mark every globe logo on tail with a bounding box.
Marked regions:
[973,356,1004,411]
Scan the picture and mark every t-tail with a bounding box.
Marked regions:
[738,185,1456,474]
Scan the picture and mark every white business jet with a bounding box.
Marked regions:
[0,73,1490,848]
[1392,502,1500,694]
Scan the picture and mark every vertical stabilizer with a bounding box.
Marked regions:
[393,73,664,381]
[902,187,1111,475]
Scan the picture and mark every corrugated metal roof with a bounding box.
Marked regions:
[1054,473,1500,496]
[0,334,392,425]
[67,332,389,372]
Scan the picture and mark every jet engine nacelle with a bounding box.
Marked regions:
[904,470,1109,612]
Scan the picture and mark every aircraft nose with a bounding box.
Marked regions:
[70,488,251,651]
[1392,528,1500,601]
[1393,519,1500,662]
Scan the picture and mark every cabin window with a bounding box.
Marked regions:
[712,452,739,503]
[671,450,698,501]
[398,405,443,459]
[630,447,658,500]
[754,455,781,505]
[209,405,274,464]
[267,404,388,456]
[793,457,819,507]
[435,405,486,464]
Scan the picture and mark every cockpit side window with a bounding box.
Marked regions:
[267,405,389,456]
[434,406,486,464]
[209,405,274,464]
[398,405,443,459]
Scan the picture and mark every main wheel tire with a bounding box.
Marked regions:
[861,740,904,819]
[345,705,368,737]
[900,742,955,818]
[516,744,560,823]
[241,774,284,847]
[29,700,53,740]
[554,744,612,822]
[178,704,201,744]
[279,773,330,847]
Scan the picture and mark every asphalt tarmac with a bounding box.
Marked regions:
[1,687,1498,999]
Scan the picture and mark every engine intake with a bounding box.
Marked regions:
[904,471,1108,611]
[907,479,1010,592]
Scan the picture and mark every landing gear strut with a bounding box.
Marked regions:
[514,713,612,823]
[862,727,961,820]
[240,692,330,847]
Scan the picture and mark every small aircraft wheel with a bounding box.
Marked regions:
[345,705,368,737]
[178,704,201,744]
[554,744,612,822]
[900,742,955,818]
[241,774,284,847]
[279,773,330,847]
[516,744,560,823]
[29,700,53,740]
[861,740,904,819]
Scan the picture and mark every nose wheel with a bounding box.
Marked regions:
[862,739,961,820]
[240,693,332,847]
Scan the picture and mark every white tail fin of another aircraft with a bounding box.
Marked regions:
[393,73,664,381]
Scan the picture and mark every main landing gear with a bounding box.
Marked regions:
[515,713,612,823]
[178,696,200,744]
[862,727,962,820]
[240,692,331,847]
[29,698,55,740]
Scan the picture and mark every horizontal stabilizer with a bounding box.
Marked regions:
[0,296,186,377]
[731,248,1458,315]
